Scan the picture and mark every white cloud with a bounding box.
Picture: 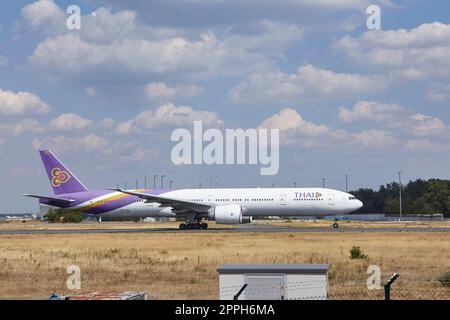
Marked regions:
[30,31,267,77]
[21,0,65,35]
[0,89,51,116]
[119,147,160,162]
[49,113,93,131]
[145,82,202,101]
[98,117,115,128]
[230,65,385,104]
[117,103,223,134]
[408,113,447,137]
[338,100,449,138]
[405,139,448,152]
[350,129,396,147]
[259,108,329,136]
[259,108,348,148]
[0,118,46,135]
[257,106,449,151]
[85,87,96,97]
[28,7,303,78]
[146,83,176,100]
[426,84,450,101]
[334,22,450,80]
[339,101,404,123]
[32,134,108,153]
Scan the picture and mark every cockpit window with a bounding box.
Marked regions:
[349,196,357,200]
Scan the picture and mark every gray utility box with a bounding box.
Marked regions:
[218,264,328,300]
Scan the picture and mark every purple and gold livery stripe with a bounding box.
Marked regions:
[74,189,147,214]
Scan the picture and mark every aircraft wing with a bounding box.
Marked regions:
[21,194,76,206]
[109,188,212,214]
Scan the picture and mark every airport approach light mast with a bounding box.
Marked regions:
[161,175,165,189]
[153,175,158,189]
[398,171,403,221]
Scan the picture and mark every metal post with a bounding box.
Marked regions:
[144,176,147,189]
[398,171,402,221]
[294,182,297,188]
[384,273,399,300]
[153,175,158,189]
[124,182,127,190]
[233,284,248,300]
[170,180,174,189]
[161,175,165,189]
[135,178,138,189]
[345,174,348,192]
[322,178,325,188]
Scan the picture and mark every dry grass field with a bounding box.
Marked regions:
[0,219,448,230]
[0,222,449,300]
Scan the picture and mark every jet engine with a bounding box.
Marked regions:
[209,205,251,224]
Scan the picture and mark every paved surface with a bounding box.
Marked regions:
[0,225,449,235]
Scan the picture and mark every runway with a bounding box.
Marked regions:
[0,225,449,235]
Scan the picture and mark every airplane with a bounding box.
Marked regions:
[22,150,363,230]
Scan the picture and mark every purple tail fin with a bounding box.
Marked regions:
[39,150,88,195]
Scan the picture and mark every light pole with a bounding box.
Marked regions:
[322,178,325,188]
[161,175,165,189]
[153,175,158,189]
[135,178,138,189]
[170,180,174,189]
[124,182,127,190]
[294,182,297,188]
[398,171,402,221]
[345,174,348,192]
[144,176,147,189]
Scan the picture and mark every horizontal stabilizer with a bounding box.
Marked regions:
[21,194,76,206]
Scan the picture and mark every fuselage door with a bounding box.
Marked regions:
[279,194,287,207]
[328,193,335,206]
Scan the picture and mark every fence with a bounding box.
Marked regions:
[222,273,450,300]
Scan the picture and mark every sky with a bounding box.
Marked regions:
[1,0,450,213]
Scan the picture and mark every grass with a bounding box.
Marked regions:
[0,219,448,231]
[0,226,450,299]
[0,220,238,231]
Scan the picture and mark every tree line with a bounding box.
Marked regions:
[350,179,450,216]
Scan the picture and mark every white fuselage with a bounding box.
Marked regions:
[98,188,363,218]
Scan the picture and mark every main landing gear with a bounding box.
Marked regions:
[332,221,339,229]
[179,219,208,230]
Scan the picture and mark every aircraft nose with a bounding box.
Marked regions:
[356,200,363,210]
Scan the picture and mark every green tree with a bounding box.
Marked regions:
[350,178,450,217]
